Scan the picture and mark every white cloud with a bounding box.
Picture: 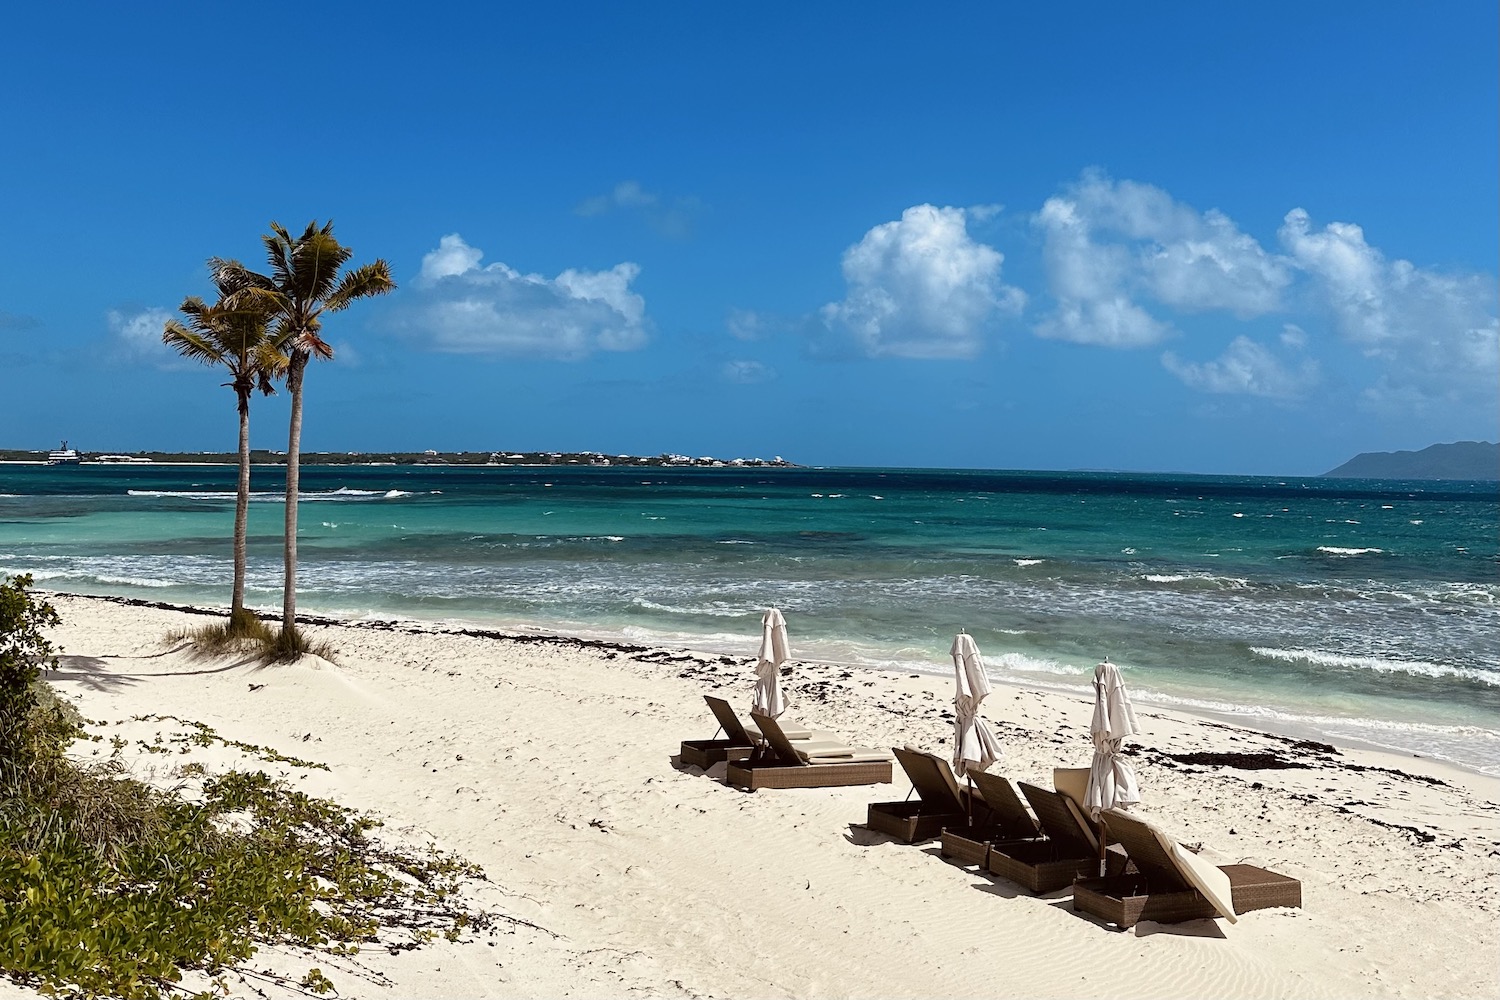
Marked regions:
[1279,208,1499,407]
[108,307,180,366]
[1034,296,1170,349]
[1278,209,1500,377]
[1033,172,1291,347]
[401,234,650,359]
[1162,336,1320,399]
[722,359,775,383]
[818,204,1024,359]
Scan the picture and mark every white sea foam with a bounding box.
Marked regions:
[1317,546,1384,556]
[125,487,421,502]
[717,540,756,545]
[1250,647,1498,686]
[631,597,753,618]
[987,651,1085,677]
[1013,559,1044,567]
[1141,573,1251,589]
[95,574,177,588]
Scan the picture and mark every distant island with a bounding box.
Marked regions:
[0,447,796,469]
[1323,441,1499,481]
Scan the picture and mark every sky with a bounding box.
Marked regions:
[1,2,1495,476]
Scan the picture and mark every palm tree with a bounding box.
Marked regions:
[162,282,283,634]
[214,222,394,650]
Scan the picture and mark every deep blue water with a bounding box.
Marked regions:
[2,463,1497,771]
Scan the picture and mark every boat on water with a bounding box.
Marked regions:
[93,454,153,464]
[46,440,81,465]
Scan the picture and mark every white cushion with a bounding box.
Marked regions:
[1151,826,1238,923]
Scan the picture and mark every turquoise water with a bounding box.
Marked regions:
[2,463,1497,772]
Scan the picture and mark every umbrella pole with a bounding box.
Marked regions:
[966,776,973,824]
[1098,820,1107,878]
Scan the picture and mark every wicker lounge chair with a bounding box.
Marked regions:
[866,747,989,843]
[723,712,894,791]
[1072,809,1302,928]
[938,769,1041,866]
[984,782,1129,893]
[679,695,833,768]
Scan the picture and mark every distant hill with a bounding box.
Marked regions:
[1323,441,1499,481]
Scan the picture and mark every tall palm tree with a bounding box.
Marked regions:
[162,282,283,633]
[214,221,394,647]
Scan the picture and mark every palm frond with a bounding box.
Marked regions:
[210,258,274,295]
[325,260,396,312]
[161,320,227,366]
[291,223,353,306]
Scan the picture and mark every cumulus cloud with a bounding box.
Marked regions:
[1278,208,1498,407]
[818,204,1024,359]
[397,234,650,360]
[1161,335,1320,399]
[1034,172,1291,347]
[575,180,703,239]
[108,307,180,366]
[722,359,775,384]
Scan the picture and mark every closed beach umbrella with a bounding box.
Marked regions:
[752,607,791,719]
[950,632,1002,779]
[1086,658,1141,873]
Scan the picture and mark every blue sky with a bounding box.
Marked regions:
[1,2,1495,475]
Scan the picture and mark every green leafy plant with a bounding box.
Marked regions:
[1,579,494,998]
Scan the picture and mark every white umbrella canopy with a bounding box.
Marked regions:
[1085,658,1141,820]
[751,607,791,719]
[950,632,1002,778]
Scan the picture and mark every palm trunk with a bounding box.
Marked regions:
[281,352,307,637]
[231,386,252,630]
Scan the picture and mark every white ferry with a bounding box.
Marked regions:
[94,454,153,464]
[47,440,81,465]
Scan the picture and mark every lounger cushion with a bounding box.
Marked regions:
[1052,767,1091,809]
[1145,820,1238,923]
[744,724,835,743]
[803,747,892,764]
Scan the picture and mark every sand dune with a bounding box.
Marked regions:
[25,593,1500,999]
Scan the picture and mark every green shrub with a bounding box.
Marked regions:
[1,579,492,998]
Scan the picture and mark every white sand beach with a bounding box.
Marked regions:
[25,593,1500,999]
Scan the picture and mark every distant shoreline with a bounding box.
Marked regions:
[0,449,798,469]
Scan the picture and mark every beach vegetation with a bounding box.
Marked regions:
[1,578,492,998]
[162,280,285,636]
[165,616,338,665]
[212,221,395,651]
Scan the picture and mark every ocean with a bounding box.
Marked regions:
[2,463,1496,773]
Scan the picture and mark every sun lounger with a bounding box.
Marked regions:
[679,696,834,768]
[984,782,1129,893]
[723,712,893,791]
[866,747,990,843]
[938,769,1041,866]
[1072,809,1302,928]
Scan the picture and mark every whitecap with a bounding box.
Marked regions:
[1250,647,1498,686]
[1013,558,1044,567]
[1317,546,1384,556]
